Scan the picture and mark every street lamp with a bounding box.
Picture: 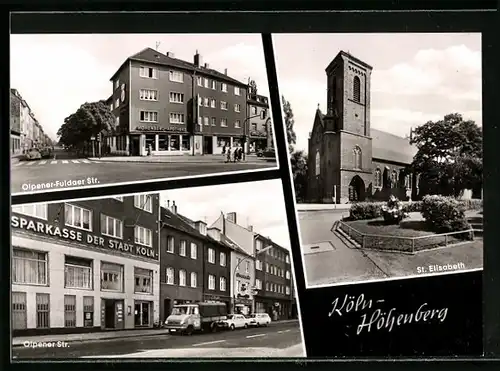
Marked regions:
[232,245,272,314]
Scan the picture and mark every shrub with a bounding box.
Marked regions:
[458,199,483,211]
[421,195,471,233]
[402,201,423,213]
[349,202,383,221]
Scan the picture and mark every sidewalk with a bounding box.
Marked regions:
[87,154,274,164]
[297,203,352,212]
[12,319,299,347]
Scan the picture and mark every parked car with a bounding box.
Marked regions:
[248,313,271,327]
[24,148,42,161]
[219,314,249,330]
[39,147,53,159]
[261,148,276,159]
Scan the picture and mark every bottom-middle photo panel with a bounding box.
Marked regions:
[11,178,305,359]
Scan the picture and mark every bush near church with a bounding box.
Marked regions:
[421,195,471,234]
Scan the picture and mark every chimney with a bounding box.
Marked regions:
[247,225,253,232]
[204,63,209,69]
[224,68,228,75]
[207,227,221,241]
[195,221,207,236]
[194,51,202,67]
[166,51,175,58]
[226,212,237,224]
[171,201,177,214]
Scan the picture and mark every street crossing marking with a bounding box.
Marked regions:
[82,159,91,163]
[246,334,266,339]
[192,340,226,347]
[24,161,35,166]
[277,330,291,334]
[13,160,107,167]
[62,160,69,164]
[72,160,80,163]
[51,160,57,164]
[40,160,47,164]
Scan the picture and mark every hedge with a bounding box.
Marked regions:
[421,195,472,233]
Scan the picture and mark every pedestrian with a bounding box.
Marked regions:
[231,146,236,162]
[226,147,231,163]
[237,146,242,161]
[222,144,226,155]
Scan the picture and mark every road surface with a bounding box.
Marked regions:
[11,159,275,194]
[12,321,304,359]
[299,210,483,287]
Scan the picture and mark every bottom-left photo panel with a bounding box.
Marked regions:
[10,179,305,359]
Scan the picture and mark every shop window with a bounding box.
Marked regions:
[65,256,92,289]
[181,136,191,151]
[145,135,155,150]
[158,135,168,150]
[64,295,76,327]
[135,267,153,294]
[12,248,47,285]
[12,292,27,330]
[36,293,50,329]
[65,203,92,231]
[170,135,180,151]
[101,262,124,292]
[83,296,94,327]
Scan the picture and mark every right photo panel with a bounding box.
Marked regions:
[275,33,483,288]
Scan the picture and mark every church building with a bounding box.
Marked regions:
[307,51,419,204]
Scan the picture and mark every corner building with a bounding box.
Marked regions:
[11,194,160,336]
[247,93,273,153]
[107,48,249,156]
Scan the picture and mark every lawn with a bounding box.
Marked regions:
[339,213,474,253]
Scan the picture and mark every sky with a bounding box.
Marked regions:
[10,34,269,141]
[273,33,482,152]
[159,179,291,250]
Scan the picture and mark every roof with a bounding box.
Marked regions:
[221,234,253,258]
[111,47,247,87]
[254,233,288,252]
[326,50,374,73]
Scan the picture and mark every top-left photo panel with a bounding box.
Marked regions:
[10,34,277,196]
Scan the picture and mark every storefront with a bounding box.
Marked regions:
[11,214,160,336]
[254,296,292,321]
[160,285,203,322]
[234,297,253,316]
[248,130,268,153]
[204,135,244,155]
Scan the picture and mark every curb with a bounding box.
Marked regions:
[87,158,273,165]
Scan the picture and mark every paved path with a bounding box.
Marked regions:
[12,321,303,359]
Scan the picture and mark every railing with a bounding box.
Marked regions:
[337,221,476,254]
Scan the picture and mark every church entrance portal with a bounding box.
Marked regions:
[348,176,366,202]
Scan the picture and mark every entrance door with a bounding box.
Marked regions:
[130,136,140,156]
[163,298,171,321]
[104,299,115,329]
[349,175,366,202]
[203,136,213,154]
[134,302,151,327]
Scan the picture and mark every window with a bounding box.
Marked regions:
[12,203,48,220]
[169,92,184,103]
[255,239,263,251]
[169,70,184,83]
[179,269,187,287]
[391,170,398,187]
[12,292,27,330]
[286,286,291,295]
[65,256,92,289]
[65,204,92,231]
[251,106,258,115]
[101,262,124,292]
[220,252,226,267]
[210,98,216,108]
[234,86,241,96]
[265,263,269,273]
[208,248,216,264]
[256,260,262,270]
[140,66,158,79]
[101,214,123,239]
[211,80,217,90]
[236,258,241,270]
[234,120,241,128]
[140,89,158,101]
[179,240,187,256]
[245,261,250,273]
[190,242,197,259]
[353,146,362,169]
[285,254,290,264]
[203,116,209,126]
[134,194,153,213]
[353,76,361,102]
[135,225,152,247]
[221,118,228,127]
[140,111,158,123]
[83,296,94,327]
[374,168,382,188]
[220,277,227,291]
[208,274,216,290]
[204,78,209,88]
[221,83,227,92]
[64,295,76,327]
[265,282,270,291]
[190,272,197,288]
[12,248,48,285]
[211,117,216,126]
[114,80,119,90]
[234,104,241,113]
[255,279,262,290]
[220,101,228,110]
[315,151,320,176]
[36,293,50,329]
[286,270,291,279]
[135,267,153,294]
[170,113,185,124]
[197,76,203,86]
[203,97,209,107]
[166,267,175,285]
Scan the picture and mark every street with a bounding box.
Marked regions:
[299,210,483,287]
[12,321,304,359]
[11,157,275,194]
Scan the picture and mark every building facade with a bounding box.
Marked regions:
[247,93,273,153]
[11,194,161,336]
[10,89,22,155]
[307,51,421,204]
[254,235,293,320]
[106,48,249,156]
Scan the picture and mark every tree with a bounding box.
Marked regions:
[290,150,308,202]
[57,100,116,152]
[281,95,297,152]
[410,113,482,197]
[249,79,258,96]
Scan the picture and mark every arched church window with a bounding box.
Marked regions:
[315,151,320,176]
[353,76,361,102]
[391,170,398,187]
[353,146,362,169]
[374,168,382,188]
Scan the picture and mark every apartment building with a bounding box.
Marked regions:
[11,194,161,336]
[106,48,249,156]
[247,93,273,153]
